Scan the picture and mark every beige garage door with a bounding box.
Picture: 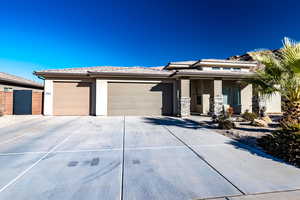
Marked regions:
[53,82,91,116]
[108,82,173,116]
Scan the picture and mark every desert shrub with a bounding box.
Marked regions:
[258,129,300,167]
[241,110,258,122]
[217,115,235,130]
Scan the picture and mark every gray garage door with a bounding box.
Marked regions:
[108,82,173,116]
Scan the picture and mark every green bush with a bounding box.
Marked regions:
[241,110,258,122]
[258,130,300,167]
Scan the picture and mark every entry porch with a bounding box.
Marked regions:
[177,79,253,117]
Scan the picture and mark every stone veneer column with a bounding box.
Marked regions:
[210,79,223,115]
[179,79,190,117]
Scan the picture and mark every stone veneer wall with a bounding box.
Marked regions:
[179,97,191,117]
[210,96,223,115]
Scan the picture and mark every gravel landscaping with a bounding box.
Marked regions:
[188,115,281,148]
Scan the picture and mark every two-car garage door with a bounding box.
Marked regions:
[53,81,173,116]
[108,82,173,116]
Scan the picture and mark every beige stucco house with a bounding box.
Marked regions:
[34,59,281,117]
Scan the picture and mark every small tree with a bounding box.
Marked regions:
[250,37,300,131]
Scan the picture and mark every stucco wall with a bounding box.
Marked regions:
[96,79,108,116]
[265,92,282,113]
[180,79,190,97]
[240,84,253,113]
[43,80,53,115]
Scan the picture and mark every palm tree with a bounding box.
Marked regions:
[250,37,300,130]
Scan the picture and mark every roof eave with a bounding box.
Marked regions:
[174,71,256,79]
[88,71,173,78]
[34,71,89,77]
[195,61,258,68]
[0,77,43,88]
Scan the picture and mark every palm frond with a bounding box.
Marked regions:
[281,37,300,76]
[250,37,300,101]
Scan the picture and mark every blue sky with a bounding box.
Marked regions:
[0,0,299,82]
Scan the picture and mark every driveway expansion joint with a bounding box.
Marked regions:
[0,128,75,193]
[162,124,246,196]
[120,116,126,200]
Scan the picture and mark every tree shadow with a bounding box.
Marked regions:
[143,116,298,168]
[227,139,291,164]
[234,127,273,133]
[142,117,205,130]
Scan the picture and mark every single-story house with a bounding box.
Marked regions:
[34,59,281,117]
[0,72,44,115]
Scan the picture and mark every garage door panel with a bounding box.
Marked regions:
[108,82,173,116]
[53,82,91,116]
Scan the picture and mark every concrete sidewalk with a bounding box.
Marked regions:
[204,190,300,200]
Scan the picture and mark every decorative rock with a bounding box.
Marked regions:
[253,119,268,127]
[261,116,272,123]
[235,117,245,122]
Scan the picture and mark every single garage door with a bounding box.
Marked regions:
[108,82,173,116]
[53,82,91,116]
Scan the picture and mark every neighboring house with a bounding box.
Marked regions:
[0,72,44,115]
[34,59,281,117]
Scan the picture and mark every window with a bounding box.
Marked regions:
[233,68,241,71]
[196,96,202,105]
[223,67,231,70]
[4,87,12,92]
[212,67,221,70]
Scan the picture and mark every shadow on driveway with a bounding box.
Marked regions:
[142,117,203,130]
[226,140,292,166]
[142,117,298,168]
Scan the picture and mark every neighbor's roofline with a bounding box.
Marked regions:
[0,76,43,88]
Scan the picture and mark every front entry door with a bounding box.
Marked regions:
[223,87,241,113]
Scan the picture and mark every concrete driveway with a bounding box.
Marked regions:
[0,116,300,200]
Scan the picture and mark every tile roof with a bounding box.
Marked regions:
[0,72,43,88]
[35,66,172,75]
[35,59,259,78]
